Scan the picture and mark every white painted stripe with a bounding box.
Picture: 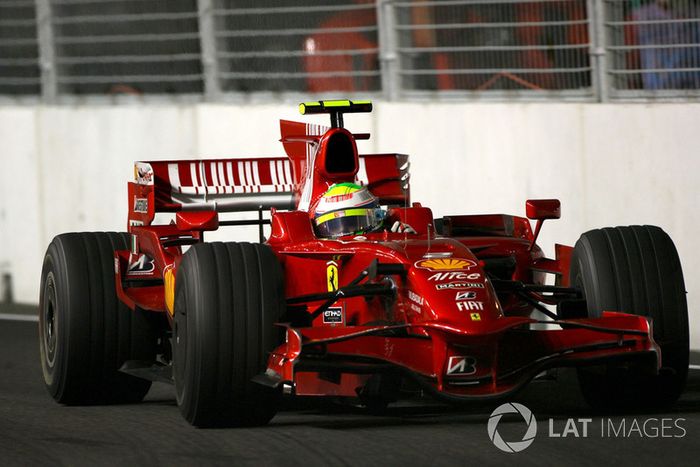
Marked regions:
[189,162,199,194]
[210,162,219,187]
[226,162,235,194]
[0,313,38,322]
[198,161,207,193]
[244,161,254,193]
[269,160,279,192]
[237,161,247,191]
[217,161,225,186]
[283,160,293,188]
[217,161,229,193]
[168,163,181,194]
[689,364,700,370]
[276,160,285,185]
[252,161,261,193]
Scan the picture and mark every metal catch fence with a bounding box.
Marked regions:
[0,0,699,101]
[0,0,40,95]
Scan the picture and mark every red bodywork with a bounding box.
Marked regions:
[116,112,658,402]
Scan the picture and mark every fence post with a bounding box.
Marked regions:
[588,0,609,102]
[376,0,400,100]
[197,0,222,100]
[35,0,57,102]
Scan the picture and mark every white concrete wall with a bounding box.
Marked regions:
[0,102,697,348]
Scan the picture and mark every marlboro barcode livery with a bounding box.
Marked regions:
[39,100,689,427]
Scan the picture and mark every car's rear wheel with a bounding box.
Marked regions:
[570,226,689,409]
[39,232,156,404]
[173,242,285,427]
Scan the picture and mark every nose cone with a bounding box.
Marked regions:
[408,256,503,328]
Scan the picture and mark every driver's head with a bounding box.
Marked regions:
[312,183,384,238]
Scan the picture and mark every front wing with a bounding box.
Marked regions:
[259,312,658,401]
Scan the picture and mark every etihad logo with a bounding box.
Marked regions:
[415,258,477,271]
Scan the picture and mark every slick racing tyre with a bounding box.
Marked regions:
[173,242,285,427]
[570,226,689,409]
[39,232,156,404]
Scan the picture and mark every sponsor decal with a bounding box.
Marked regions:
[455,291,476,300]
[428,272,481,282]
[410,303,422,314]
[326,193,353,203]
[446,355,477,375]
[127,253,155,276]
[326,261,339,292]
[129,220,144,227]
[135,163,154,185]
[133,197,148,214]
[470,312,482,321]
[323,306,343,324]
[415,258,476,272]
[407,290,424,305]
[164,266,175,315]
[457,301,484,311]
[436,281,484,290]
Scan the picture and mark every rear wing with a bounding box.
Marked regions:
[128,154,409,226]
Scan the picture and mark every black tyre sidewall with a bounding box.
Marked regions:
[173,242,284,427]
[571,226,689,408]
[39,232,155,404]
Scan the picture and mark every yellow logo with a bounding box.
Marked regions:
[164,266,175,315]
[470,312,481,321]
[326,261,339,292]
[415,258,476,271]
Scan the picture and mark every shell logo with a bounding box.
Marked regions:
[415,258,476,271]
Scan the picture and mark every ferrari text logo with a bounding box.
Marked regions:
[326,261,338,292]
[415,258,476,271]
[446,356,477,375]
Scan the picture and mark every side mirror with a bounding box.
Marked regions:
[526,199,561,220]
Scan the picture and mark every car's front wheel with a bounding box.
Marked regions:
[173,242,285,427]
[570,225,689,409]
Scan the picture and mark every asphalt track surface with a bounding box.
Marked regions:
[2,305,700,467]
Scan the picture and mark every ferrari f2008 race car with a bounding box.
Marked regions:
[39,100,689,427]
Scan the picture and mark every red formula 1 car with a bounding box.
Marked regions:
[39,100,689,427]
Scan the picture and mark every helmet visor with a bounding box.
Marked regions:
[315,208,383,238]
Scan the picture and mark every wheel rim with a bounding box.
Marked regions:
[42,272,58,367]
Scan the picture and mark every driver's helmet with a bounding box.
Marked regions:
[313,183,384,238]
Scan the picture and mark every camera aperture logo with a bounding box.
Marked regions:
[487,402,688,453]
[487,403,538,453]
